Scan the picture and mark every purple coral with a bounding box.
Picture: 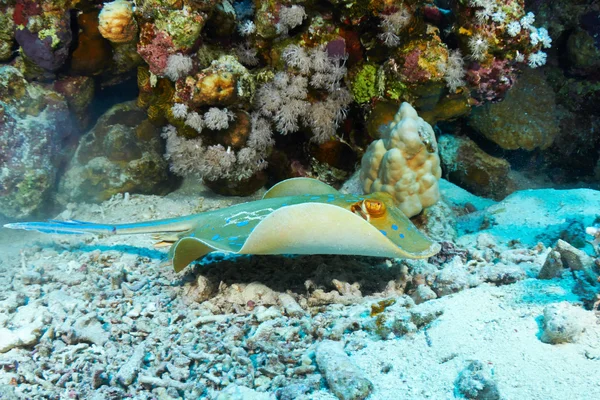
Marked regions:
[14,11,72,71]
[137,27,175,75]
[466,59,516,103]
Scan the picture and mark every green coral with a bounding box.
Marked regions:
[38,27,61,48]
[385,78,408,101]
[0,10,15,60]
[351,64,379,104]
[155,9,204,50]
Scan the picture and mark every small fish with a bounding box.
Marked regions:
[4,178,440,273]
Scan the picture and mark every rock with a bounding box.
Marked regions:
[254,306,283,322]
[47,290,84,314]
[246,319,280,351]
[0,293,26,313]
[480,263,526,285]
[0,385,19,400]
[566,27,600,77]
[540,302,591,344]
[433,256,470,297]
[241,282,279,306]
[414,200,457,242]
[0,66,77,218]
[117,342,147,386]
[14,10,72,71]
[410,284,438,304]
[455,360,500,400]
[469,68,559,151]
[554,239,595,271]
[20,271,42,285]
[315,340,373,400]
[216,384,273,400]
[0,303,49,353]
[409,301,444,327]
[57,101,173,204]
[183,274,216,303]
[572,267,600,310]
[278,293,305,317]
[0,323,44,353]
[438,134,517,200]
[539,250,564,279]
[71,313,110,346]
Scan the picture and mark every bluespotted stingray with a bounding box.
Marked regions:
[4,178,441,272]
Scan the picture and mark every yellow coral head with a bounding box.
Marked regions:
[98,0,138,43]
[360,102,442,218]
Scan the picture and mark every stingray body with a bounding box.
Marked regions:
[4,178,440,272]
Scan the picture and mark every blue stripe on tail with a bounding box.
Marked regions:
[3,220,117,235]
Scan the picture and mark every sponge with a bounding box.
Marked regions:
[360,103,442,218]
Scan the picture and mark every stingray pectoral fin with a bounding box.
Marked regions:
[262,177,340,199]
[169,236,243,273]
[238,203,437,258]
[169,237,216,273]
[364,193,441,258]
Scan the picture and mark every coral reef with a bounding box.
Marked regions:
[360,103,442,218]
[469,69,559,151]
[13,0,74,72]
[57,101,173,204]
[0,66,76,218]
[69,10,113,76]
[0,0,593,210]
[0,5,15,61]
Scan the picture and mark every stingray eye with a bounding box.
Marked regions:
[364,199,386,218]
[351,199,386,221]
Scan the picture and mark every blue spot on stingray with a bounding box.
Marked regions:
[212,234,221,240]
[346,199,356,203]
[327,197,335,202]
[281,203,287,207]
[407,226,412,231]
[236,221,249,227]
[225,218,231,223]
[399,233,405,238]
[391,224,398,230]
[310,196,320,200]
[229,236,238,241]
[379,230,387,236]
[190,233,195,237]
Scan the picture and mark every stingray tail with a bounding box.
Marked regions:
[3,217,194,236]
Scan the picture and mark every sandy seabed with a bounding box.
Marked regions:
[0,181,599,400]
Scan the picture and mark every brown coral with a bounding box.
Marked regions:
[70,10,112,75]
[98,0,138,43]
[177,71,237,107]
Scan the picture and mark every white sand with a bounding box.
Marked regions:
[0,182,599,399]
